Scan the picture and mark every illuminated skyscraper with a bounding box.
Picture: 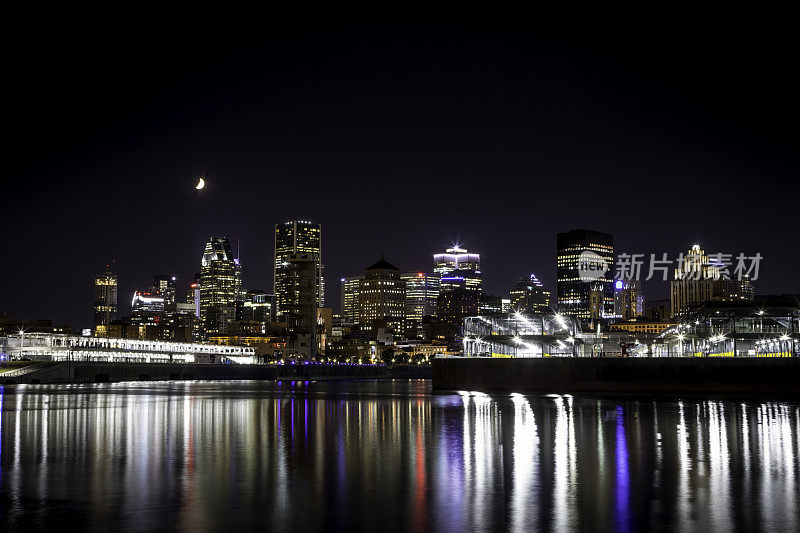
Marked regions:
[433,246,482,294]
[340,275,364,325]
[670,244,722,317]
[556,229,614,320]
[93,268,118,329]
[200,237,241,336]
[358,256,406,334]
[274,220,323,318]
[510,273,552,313]
[401,271,440,337]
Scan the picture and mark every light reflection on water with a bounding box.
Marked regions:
[0,381,798,531]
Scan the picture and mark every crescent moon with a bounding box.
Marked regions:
[196,177,205,190]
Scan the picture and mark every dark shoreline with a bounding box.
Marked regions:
[432,357,800,396]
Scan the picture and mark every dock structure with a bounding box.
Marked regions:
[0,332,255,364]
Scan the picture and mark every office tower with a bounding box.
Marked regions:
[613,279,644,320]
[274,220,323,318]
[401,271,440,336]
[670,244,722,317]
[340,275,364,325]
[283,253,320,358]
[358,256,406,334]
[556,229,614,320]
[434,246,482,294]
[509,273,552,313]
[200,237,240,336]
[93,268,118,329]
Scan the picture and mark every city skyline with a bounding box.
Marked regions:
[0,223,790,331]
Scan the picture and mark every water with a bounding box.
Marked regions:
[1,381,798,532]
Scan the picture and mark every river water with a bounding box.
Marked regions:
[0,380,798,531]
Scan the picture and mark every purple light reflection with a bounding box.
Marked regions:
[615,406,631,533]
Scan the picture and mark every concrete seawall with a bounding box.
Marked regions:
[432,357,800,395]
[0,362,431,385]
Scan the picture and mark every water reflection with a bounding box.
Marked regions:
[0,381,798,531]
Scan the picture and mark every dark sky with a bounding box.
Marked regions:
[3,15,799,330]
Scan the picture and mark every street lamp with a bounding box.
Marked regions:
[17,328,25,360]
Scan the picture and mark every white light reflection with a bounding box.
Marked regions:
[707,402,731,528]
[552,395,577,532]
[510,393,539,531]
[676,401,690,529]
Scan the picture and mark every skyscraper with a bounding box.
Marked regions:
[401,271,440,337]
[556,229,614,320]
[274,220,323,318]
[284,252,320,358]
[358,256,406,334]
[433,246,482,294]
[200,237,240,336]
[93,268,118,330]
[340,275,364,325]
[509,273,552,313]
[670,244,722,317]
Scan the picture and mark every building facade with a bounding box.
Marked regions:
[358,256,406,334]
[199,237,241,337]
[556,229,614,320]
[153,275,177,311]
[613,279,644,320]
[340,275,364,325]
[283,252,320,358]
[723,276,755,301]
[509,273,552,313]
[240,290,275,329]
[401,271,440,337]
[437,287,481,339]
[434,246,482,295]
[93,268,118,330]
[670,244,723,317]
[274,220,323,319]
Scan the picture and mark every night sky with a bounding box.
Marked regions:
[4,16,799,330]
